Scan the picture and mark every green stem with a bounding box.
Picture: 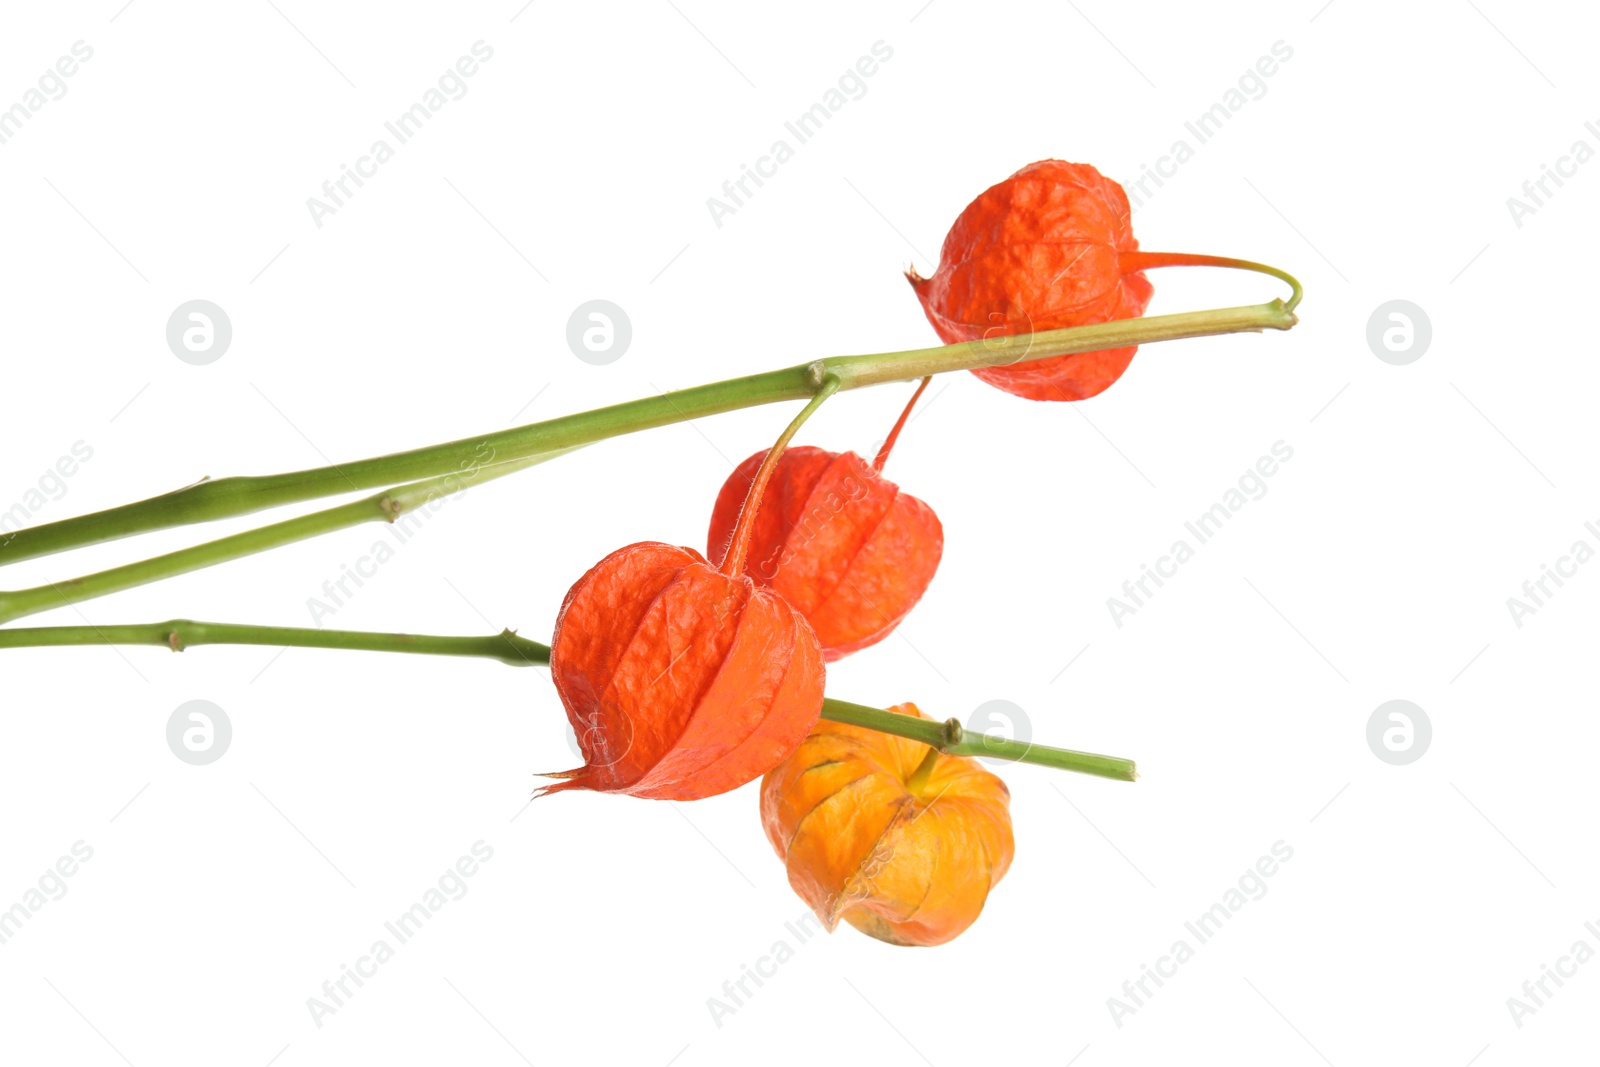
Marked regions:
[0,452,563,626]
[0,619,1138,782]
[0,618,550,667]
[722,374,840,575]
[0,291,1298,569]
[904,742,942,793]
[820,699,1136,782]
[1119,251,1304,312]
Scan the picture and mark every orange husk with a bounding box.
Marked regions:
[760,703,1014,946]
[908,159,1153,402]
[543,542,825,801]
[707,447,942,661]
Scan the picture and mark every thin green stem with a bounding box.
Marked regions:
[903,742,942,794]
[0,452,564,626]
[819,699,1136,782]
[1,289,1299,569]
[1119,251,1304,312]
[0,618,549,667]
[0,619,1138,782]
[722,373,840,575]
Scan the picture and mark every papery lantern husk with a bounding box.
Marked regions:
[908,159,1153,402]
[544,541,825,801]
[707,446,942,661]
[760,703,1013,946]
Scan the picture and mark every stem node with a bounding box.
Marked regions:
[0,619,1138,782]
[941,717,964,749]
[0,284,1303,572]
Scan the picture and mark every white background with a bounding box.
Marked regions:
[1,1,1597,1064]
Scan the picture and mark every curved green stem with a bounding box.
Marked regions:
[722,372,840,575]
[903,742,942,793]
[0,291,1299,569]
[1119,251,1303,313]
[0,618,1138,782]
[0,452,564,626]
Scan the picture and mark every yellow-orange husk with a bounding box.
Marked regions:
[759,703,1014,946]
